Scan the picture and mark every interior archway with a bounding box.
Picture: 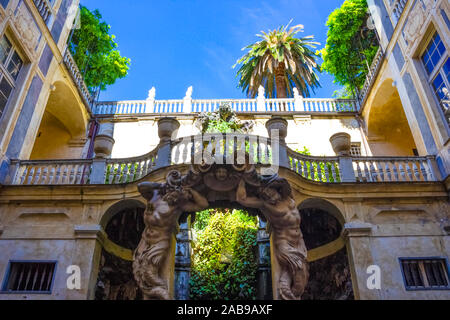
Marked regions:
[367,79,418,156]
[30,81,88,159]
[95,200,145,300]
[299,198,354,300]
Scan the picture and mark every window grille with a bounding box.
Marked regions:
[2,261,57,293]
[350,143,362,157]
[400,258,450,290]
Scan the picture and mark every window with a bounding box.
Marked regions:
[400,258,450,290]
[421,32,449,121]
[0,34,23,119]
[350,143,362,157]
[1,261,57,293]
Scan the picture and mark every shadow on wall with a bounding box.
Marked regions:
[367,79,418,156]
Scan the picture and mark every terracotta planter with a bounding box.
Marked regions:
[330,132,351,156]
[94,134,115,159]
[265,117,288,140]
[158,118,180,142]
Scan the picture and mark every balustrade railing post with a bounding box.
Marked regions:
[4,160,19,184]
[146,87,156,113]
[426,155,442,181]
[155,118,180,169]
[183,86,193,113]
[339,156,357,182]
[293,88,304,112]
[90,159,107,184]
[257,86,266,112]
[266,118,289,169]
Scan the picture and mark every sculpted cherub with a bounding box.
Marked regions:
[236,178,308,300]
[133,176,208,300]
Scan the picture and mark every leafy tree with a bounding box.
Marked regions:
[320,0,379,98]
[233,22,321,98]
[68,6,130,95]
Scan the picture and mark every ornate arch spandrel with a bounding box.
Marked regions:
[133,164,309,300]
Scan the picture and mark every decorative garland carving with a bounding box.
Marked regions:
[133,162,309,300]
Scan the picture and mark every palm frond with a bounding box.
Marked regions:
[234,21,321,98]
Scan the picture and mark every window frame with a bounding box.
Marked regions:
[420,31,450,119]
[1,260,58,295]
[0,33,24,120]
[399,257,450,291]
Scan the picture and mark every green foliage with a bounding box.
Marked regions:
[233,22,321,98]
[293,147,341,182]
[68,6,130,94]
[320,0,378,96]
[197,104,253,134]
[190,209,258,300]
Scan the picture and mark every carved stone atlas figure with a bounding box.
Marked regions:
[133,163,309,300]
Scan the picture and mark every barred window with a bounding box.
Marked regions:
[350,143,362,157]
[2,261,57,293]
[400,258,450,290]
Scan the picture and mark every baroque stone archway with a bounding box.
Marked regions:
[133,162,309,300]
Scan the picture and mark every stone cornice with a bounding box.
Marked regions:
[343,221,374,237]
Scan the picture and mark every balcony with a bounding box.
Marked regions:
[32,0,53,24]
[359,47,385,106]
[6,133,441,186]
[93,97,359,116]
[63,49,95,109]
[390,0,409,26]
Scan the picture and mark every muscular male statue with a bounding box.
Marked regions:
[236,179,308,300]
[133,180,208,300]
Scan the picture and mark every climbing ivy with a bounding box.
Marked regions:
[190,209,258,300]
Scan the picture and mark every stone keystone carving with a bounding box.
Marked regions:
[133,161,309,300]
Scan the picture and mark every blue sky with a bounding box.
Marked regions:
[81,0,345,101]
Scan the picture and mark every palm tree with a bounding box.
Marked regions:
[234,23,321,99]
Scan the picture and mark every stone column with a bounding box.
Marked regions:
[174,214,192,300]
[344,222,380,300]
[155,118,180,169]
[256,218,272,300]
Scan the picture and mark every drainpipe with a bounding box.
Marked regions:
[87,120,99,159]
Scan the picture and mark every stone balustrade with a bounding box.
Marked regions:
[391,0,408,24]
[288,150,341,183]
[104,150,158,184]
[7,136,441,186]
[32,0,53,23]
[360,47,385,106]
[63,49,94,108]
[93,97,359,116]
[10,159,92,185]
[352,156,437,182]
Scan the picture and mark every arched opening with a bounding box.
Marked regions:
[367,79,418,156]
[299,198,354,300]
[95,200,145,300]
[183,206,270,301]
[30,81,88,159]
